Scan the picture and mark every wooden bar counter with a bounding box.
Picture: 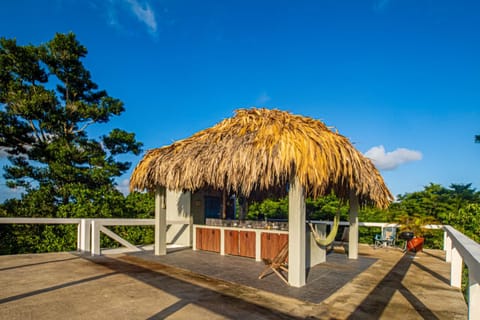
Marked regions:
[193,225,288,262]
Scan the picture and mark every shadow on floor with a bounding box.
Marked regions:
[0,272,118,304]
[0,256,81,272]
[348,252,439,320]
[86,254,306,320]
[127,248,377,304]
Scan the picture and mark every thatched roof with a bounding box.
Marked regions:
[130,108,393,208]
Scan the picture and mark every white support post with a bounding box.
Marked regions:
[288,176,306,287]
[79,219,91,253]
[220,228,225,256]
[348,191,359,260]
[91,220,101,256]
[470,271,480,320]
[451,246,463,288]
[166,191,192,246]
[192,225,197,251]
[445,232,452,263]
[155,187,167,256]
[255,230,262,262]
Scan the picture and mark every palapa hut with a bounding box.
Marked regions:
[130,108,393,287]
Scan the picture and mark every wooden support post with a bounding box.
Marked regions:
[288,177,306,287]
[155,186,167,256]
[348,191,359,260]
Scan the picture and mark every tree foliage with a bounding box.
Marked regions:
[246,183,480,245]
[0,191,154,254]
[1,33,478,255]
[0,32,142,209]
[0,33,151,254]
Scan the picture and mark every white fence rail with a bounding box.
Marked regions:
[1,218,478,318]
[444,226,480,319]
[0,218,187,256]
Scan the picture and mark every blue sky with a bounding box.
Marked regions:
[0,0,479,201]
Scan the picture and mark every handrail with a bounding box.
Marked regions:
[0,217,81,224]
[443,225,480,319]
[1,217,477,317]
[444,226,480,274]
[0,217,189,256]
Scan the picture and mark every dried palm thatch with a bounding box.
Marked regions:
[130,108,393,208]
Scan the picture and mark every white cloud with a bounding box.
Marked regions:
[125,0,157,34]
[116,178,131,195]
[255,92,271,105]
[97,0,158,36]
[364,145,422,170]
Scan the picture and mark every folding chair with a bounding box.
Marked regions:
[258,242,289,285]
[374,226,396,249]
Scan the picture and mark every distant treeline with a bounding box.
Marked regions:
[247,183,480,247]
[1,183,478,255]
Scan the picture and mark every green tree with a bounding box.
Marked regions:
[390,183,453,222]
[247,197,289,220]
[448,183,478,221]
[0,32,142,215]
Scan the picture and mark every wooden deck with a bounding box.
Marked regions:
[0,244,468,319]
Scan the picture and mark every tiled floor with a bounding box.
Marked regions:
[0,245,468,319]
[130,248,377,304]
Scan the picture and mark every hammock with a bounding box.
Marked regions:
[308,210,341,247]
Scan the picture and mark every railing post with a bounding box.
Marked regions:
[451,245,463,288]
[468,270,480,319]
[91,220,101,256]
[470,271,480,320]
[77,222,81,251]
[79,219,91,253]
[445,231,452,263]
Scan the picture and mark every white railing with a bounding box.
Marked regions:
[0,218,187,256]
[444,226,480,320]
[1,218,478,317]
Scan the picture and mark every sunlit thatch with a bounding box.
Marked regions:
[130,108,393,208]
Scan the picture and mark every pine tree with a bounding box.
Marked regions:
[0,32,142,215]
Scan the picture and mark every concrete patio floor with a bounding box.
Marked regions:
[0,244,468,319]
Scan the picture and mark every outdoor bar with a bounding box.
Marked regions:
[130,108,393,287]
